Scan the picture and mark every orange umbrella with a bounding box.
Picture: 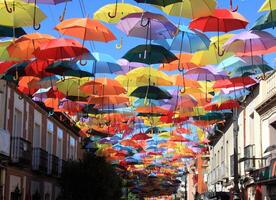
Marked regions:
[171,74,201,88]
[121,139,141,148]
[136,106,169,115]
[87,95,129,105]
[103,113,131,123]
[80,78,126,96]
[159,53,198,71]
[44,98,62,111]
[55,18,116,42]
[18,76,40,89]
[7,33,55,60]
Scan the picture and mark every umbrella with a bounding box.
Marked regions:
[80,78,126,96]
[45,60,79,75]
[134,0,181,7]
[25,59,54,78]
[34,38,89,60]
[130,86,172,100]
[156,0,216,19]
[170,74,201,88]
[213,77,257,89]
[204,100,240,111]
[159,53,199,71]
[223,30,276,57]
[116,59,143,74]
[132,133,151,141]
[123,44,177,65]
[94,2,143,23]
[79,52,122,74]
[56,77,90,99]
[31,75,60,88]
[0,0,46,28]
[189,9,248,55]
[252,10,276,30]
[0,40,17,61]
[259,0,276,12]
[55,18,116,42]
[87,95,129,105]
[184,67,225,81]
[0,25,26,38]
[7,33,55,60]
[3,61,29,81]
[123,67,172,87]
[154,25,210,54]
[117,12,177,40]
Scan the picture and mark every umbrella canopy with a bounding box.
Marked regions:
[117,12,177,40]
[252,10,276,30]
[55,18,116,42]
[88,95,129,105]
[0,25,26,38]
[157,0,216,19]
[223,30,276,56]
[25,59,53,78]
[34,38,89,60]
[0,0,46,27]
[159,54,199,71]
[130,86,172,100]
[7,33,55,60]
[24,0,70,4]
[154,25,210,53]
[134,0,181,7]
[259,0,276,12]
[94,3,143,24]
[123,44,177,65]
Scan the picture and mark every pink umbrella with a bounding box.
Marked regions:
[116,59,144,74]
[223,30,276,57]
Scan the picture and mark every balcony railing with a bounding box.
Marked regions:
[32,148,48,174]
[10,137,32,166]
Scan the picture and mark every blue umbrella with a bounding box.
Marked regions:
[154,25,210,53]
[79,52,122,74]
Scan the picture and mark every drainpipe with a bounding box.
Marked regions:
[3,81,8,130]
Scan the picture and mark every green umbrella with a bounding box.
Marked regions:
[251,10,276,30]
[123,44,177,65]
[130,85,172,100]
[230,64,274,77]
[0,25,26,38]
[194,112,224,121]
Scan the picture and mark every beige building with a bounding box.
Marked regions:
[207,72,276,199]
[0,80,84,200]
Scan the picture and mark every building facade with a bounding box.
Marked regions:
[0,80,84,200]
[207,72,276,200]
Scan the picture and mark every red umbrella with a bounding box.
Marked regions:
[25,59,54,78]
[189,9,248,55]
[131,133,151,140]
[204,100,240,111]
[213,77,256,89]
[0,61,18,74]
[33,38,89,60]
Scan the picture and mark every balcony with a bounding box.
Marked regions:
[10,137,32,166]
[32,148,48,174]
[0,129,10,159]
[265,72,276,98]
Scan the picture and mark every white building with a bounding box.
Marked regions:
[207,72,276,200]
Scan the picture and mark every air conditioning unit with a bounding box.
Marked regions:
[0,129,10,157]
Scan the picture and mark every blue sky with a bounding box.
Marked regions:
[24,0,275,66]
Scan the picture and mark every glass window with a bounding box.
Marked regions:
[33,123,41,148]
[13,109,22,137]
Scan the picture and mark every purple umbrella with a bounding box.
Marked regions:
[184,66,226,81]
[24,0,71,29]
[223,30,276,58]
[115,59,144,75]
[116,12,177,40]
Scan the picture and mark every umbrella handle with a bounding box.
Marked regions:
[13,71,19,81]
[116,37,123,49]
[230,0,238,12]
[4,0,14,13]
[108,0,118,18]
[33,0,41,30]
[140,17,150,27]
[79,59,88,66]
[48,110,55,117]
[214,43,225,57]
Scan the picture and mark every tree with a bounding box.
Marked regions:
[59,153,122,200]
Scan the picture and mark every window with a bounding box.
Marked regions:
[33,123,41,148]
[46,121,53,154]
[249,113,255,143]
[244,145,255,171]
[217,150,220,166]
[57,128,63,159]
[221,146,224,163]
[13,109,22,137]
[68,136,76,160]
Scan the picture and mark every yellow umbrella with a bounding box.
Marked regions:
[259,0,276,12]
[210,34,235,48]
[116,67,172,87]
[0,0,46,28]
[157,0,216,19]
[191,45,233,66]
[56,77,91,98]
[94,2,143,23]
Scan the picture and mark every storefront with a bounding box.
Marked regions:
[250,158,276,200]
